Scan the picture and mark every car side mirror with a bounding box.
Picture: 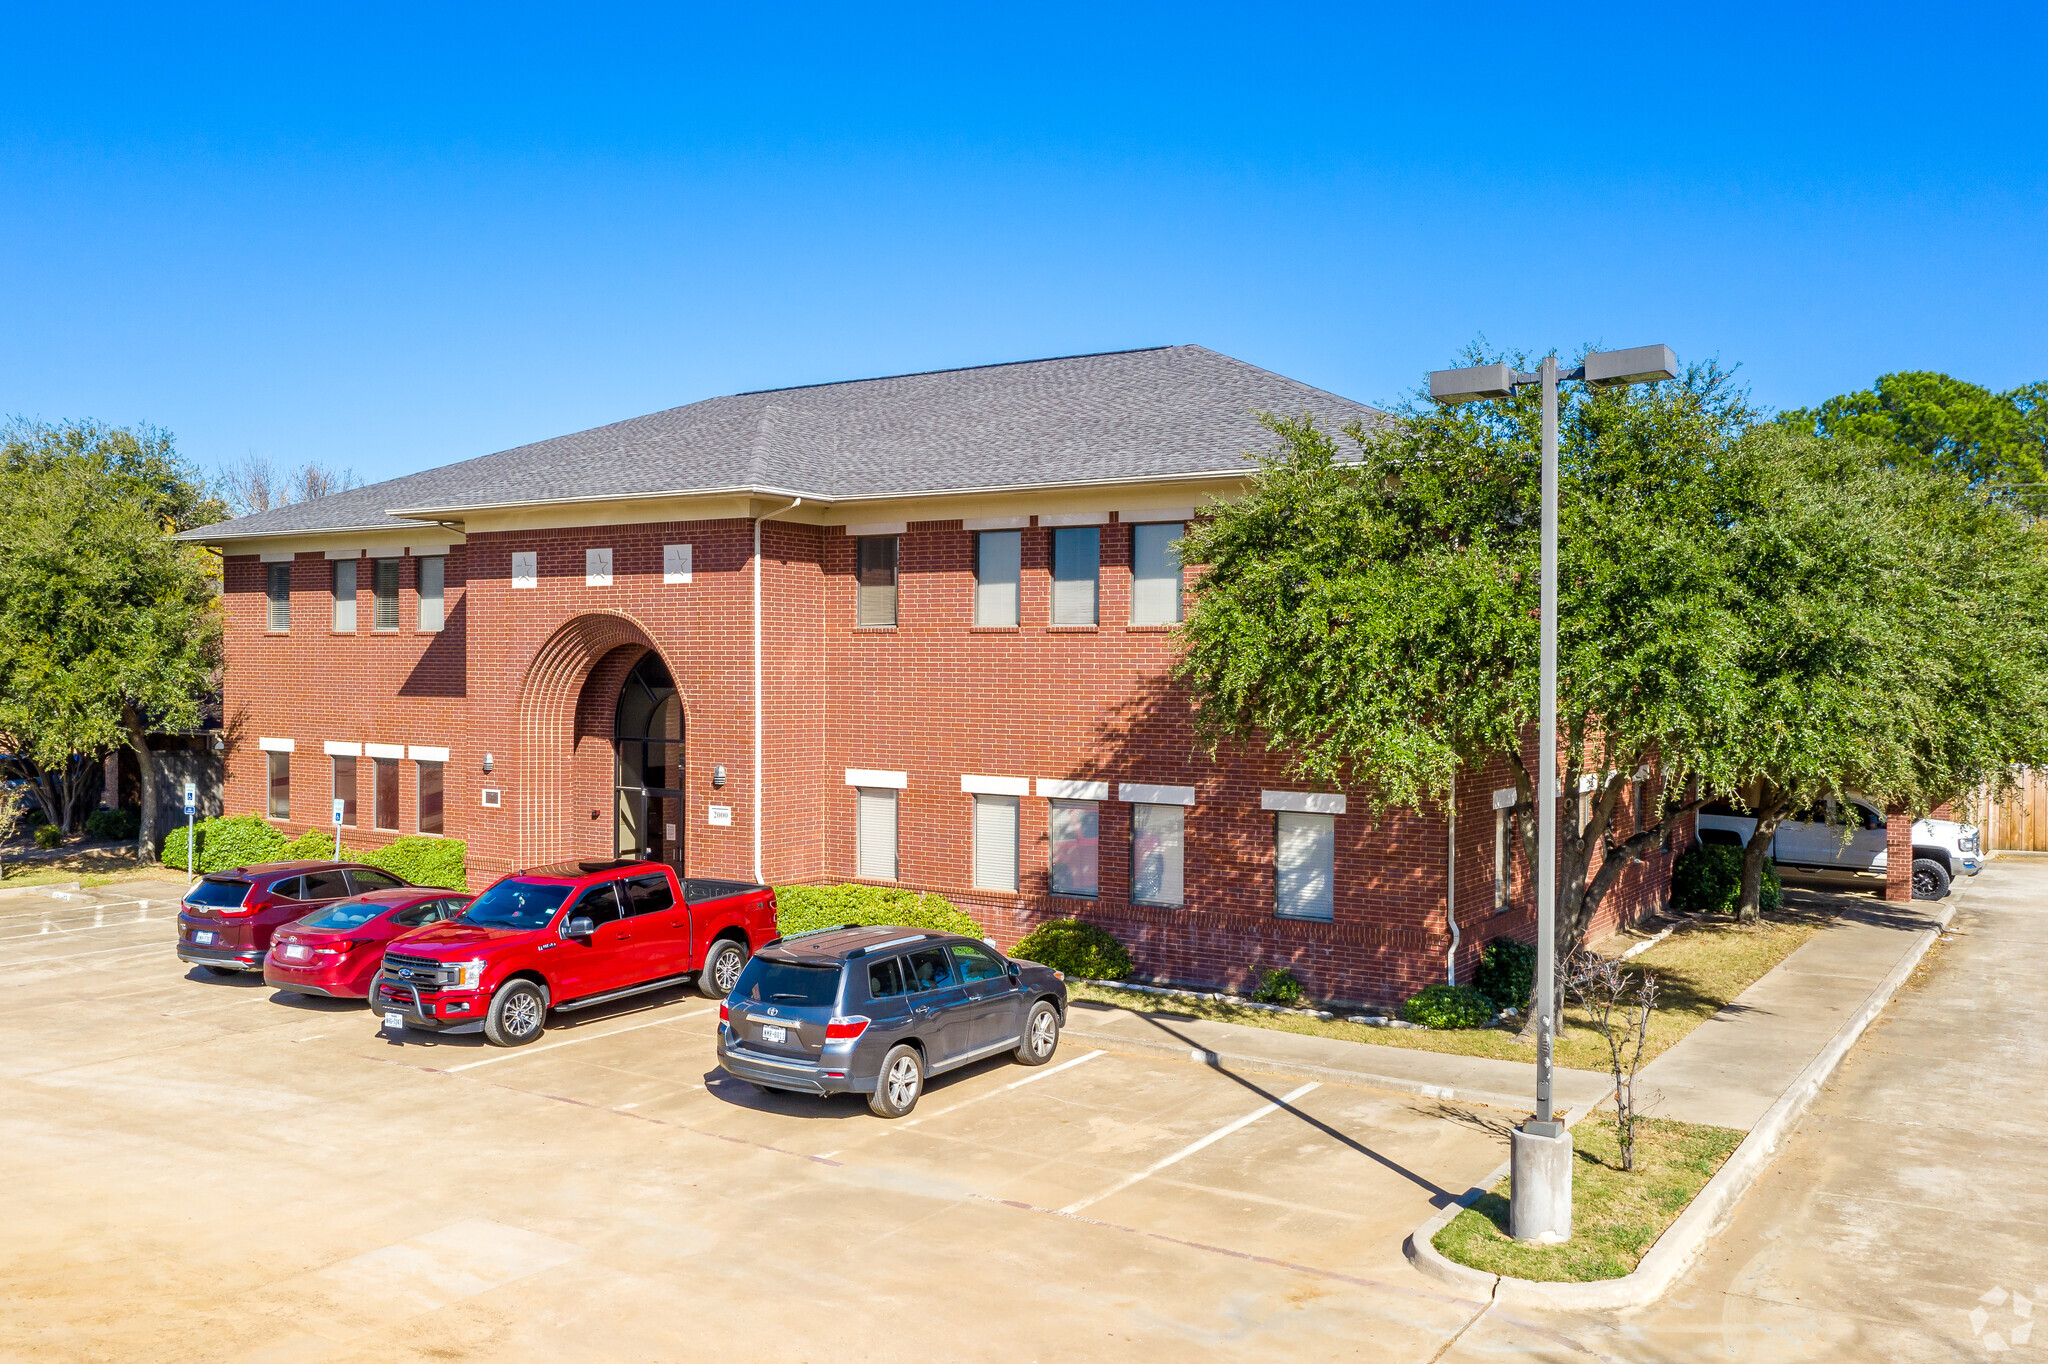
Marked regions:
[565,916,595,939]
[1008,962,1021,979]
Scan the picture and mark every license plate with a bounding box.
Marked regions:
[760,1024,787,1044]
[281,944,310,961]
[194,931,215,945]
[383,1011,405,1030]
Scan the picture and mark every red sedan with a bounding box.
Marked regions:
[264,888,475,999]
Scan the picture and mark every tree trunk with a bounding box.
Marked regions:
[1738,819,1777,923]
[122,703,159,866]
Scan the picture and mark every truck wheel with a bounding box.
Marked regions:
[699,938,749,999]
[869,1044,924,1118]
[1911,858,1951,901]
[483,979,547,1047]
[1014,1000,1060,1066]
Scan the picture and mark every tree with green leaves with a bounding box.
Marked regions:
[1176,351,1760,964]
[1778,371,2048,507]
[0,420,225,861]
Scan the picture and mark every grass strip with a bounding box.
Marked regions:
[1431,1115,1743,1281]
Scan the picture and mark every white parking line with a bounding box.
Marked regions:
[0,897,147,925]
[0,941,173,966]
[1007,1048,1104,1089]
[900,1049,1106,1128]
[442,1006,715,1071]
[1058,1081,1321,1215]
[0,917,159,943]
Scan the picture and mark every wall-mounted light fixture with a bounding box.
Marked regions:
[712,764,727,789]
[481,753,495,774]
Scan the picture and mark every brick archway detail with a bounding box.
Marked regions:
[515,612,670,867]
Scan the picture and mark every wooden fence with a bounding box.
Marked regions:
[1970,769,2048,853]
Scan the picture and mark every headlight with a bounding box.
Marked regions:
[453,960,486,989]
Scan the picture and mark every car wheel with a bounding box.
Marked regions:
[483,979,548,1047]
[201,965,240,977]
[699,937,749,999]
[1014,1000,1060,1066]
[868,1044,924,1118]
[1911,858,1951,901]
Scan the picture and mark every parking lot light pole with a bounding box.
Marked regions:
[1428,344,1677,1243]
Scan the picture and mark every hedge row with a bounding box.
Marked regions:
[161,815,467,890]
[772,884,983,938]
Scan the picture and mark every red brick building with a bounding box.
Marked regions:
[185,346,1677,1006]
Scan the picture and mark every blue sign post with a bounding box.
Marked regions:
[332,797,345,860]
[183,782,197,880]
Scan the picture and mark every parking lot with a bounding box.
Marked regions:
[0,880,1544,1361]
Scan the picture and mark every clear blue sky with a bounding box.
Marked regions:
[4,3,2042,486]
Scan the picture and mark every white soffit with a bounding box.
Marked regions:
[258,736,295,753]
[845,768,908,789]
[1036,778,1109,801]
[962,515,1029,531]
[1119,782,1195,806]
[1492,787,1519,811]
[324,741,363,757]
[962,774,1031,797]
[1261,790,1346,815]
[1116,507,1194,523]
[409,745,451,763]
[364,743,405,759]
[258,550,295,563]
[843,521,907,537]
[1038,511,1109,527]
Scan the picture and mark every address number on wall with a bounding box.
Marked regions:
[707,805,733,827]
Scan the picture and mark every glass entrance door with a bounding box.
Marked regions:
[615,654,685,869]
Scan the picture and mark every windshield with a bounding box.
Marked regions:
[298,899,387,931]
[733,957,841,1007]
[186,878,251,908]
[459,880,572,930]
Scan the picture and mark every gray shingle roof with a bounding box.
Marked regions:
[180,345,1383,541]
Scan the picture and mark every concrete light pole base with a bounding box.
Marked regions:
[1509,1124,1574,1243]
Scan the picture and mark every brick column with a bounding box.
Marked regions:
[1884,808,1914,902]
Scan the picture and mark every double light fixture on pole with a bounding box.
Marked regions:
[1428,344,1678,1243]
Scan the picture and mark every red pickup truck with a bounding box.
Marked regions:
[372,859,776,1046]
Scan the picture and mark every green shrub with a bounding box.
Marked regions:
[34,823,62,850]
[1671,843,1782,916]
[361,836,467,890]
[85,808,140,841]
[1252,967,1307,1005]
[1401,983,1496,1029]
[1475,937,1536,1012]
[774,884,983,939]
[1010,917,1133,981]
[162,814,290,874]
[280,827,342,861]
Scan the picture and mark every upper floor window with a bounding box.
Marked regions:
[372,558,400,632]
[1130,522,1184,624]
[331,560,357,633]
[1051,527,1099,626]
[974,530,1020,627]
[856,537,898,627]
[418,555,446,632]
[266,563,291,631]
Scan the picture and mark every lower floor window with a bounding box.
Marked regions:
[373,757,399,831]
[267,752,290,820]
[1494,809,1515,912]
[417,761,444,834]
[1130,803,1184,906]
[972,794,1019,892]
[332,755,357,828]
[1275,811,1334,921]
[1048,799,1098,897]
[856,787,897,881]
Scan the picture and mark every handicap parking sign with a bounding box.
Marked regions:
[183,781,197,816]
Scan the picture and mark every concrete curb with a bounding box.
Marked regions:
[1402,895,1960,1312]
[1061,1020,1611,1117]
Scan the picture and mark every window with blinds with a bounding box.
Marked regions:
[1050,527,1099,626]
[856,537,898,627]
[856,787,898,880]
[1494,809,1513,912]
[1130,803,1185,906]
[417,760,444,835]
[373,758,400,831]
[267,751,290,820]
[1275,811,1335,921]
[974,530,1020,627]
[266,563,291,631]
[373,559,400,632]
[972,794,1019,892]
[417,555,445,632]
[332,756,359,828]
[1130,522,1184,624]
[1047,799,1098,897]
[331,560,357,632]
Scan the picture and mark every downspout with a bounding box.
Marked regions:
[752,497,803,885]
[1446,795,1460,985]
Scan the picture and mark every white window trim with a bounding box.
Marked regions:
[1039,511,1109,527]
[1116,506,1195,524]
[1036,778,1109,801]
[258,736,295,753]
[1492,786,1519,810]
[962,515,1029,531]
[844,768,908,790]
[365,743,404,760]
[408,745,450,763]
[258,550,295,563]
[961,774,1030,797]
[1119,782,1195,806]
[843,521,908,536]
[1261,790,1346,815]
[322,547,365,561]
[324,741,362,757]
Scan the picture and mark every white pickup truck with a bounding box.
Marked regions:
[1695,795,1981,900]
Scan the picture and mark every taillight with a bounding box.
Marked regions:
[824,1016,870,1041]
[718,1002,729,1024]
[317,940,360,955]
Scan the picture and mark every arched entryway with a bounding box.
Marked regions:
[613,652,684,867]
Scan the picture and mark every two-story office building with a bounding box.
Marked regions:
[183,345,1677,1005]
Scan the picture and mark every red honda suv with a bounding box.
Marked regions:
[373,859,777,1046]
[177,861,413,975]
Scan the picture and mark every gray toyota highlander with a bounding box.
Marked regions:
[715,925,1068,1117]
